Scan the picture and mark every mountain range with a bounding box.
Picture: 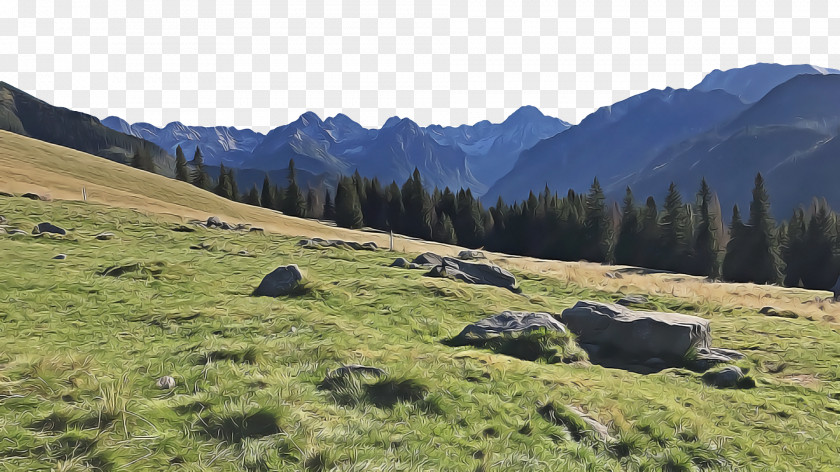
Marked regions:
[3,63,840,219]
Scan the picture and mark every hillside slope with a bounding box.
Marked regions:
[2,130,839,320]
[2,154,840,469]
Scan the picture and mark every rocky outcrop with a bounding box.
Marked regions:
[561,301,742,372]
[298,238,377,251]
[33,222,66,235]
[417,252,518,291]
[617,295,648,306]
[454,311,565,342]
[458,250,486,260]
[252,265,304,297]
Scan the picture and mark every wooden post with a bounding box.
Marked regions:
[389,230,394,252]
[82,187,87,201]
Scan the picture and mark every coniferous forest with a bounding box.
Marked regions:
[160,146,840,293]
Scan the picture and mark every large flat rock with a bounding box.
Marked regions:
[456,311,566,342]
[419,253,517,292]
[561,301,712,361]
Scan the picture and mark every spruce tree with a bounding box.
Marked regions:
[191,146,211,190]
[335,176,363,229]
[801,200,836,289]
[323,189,336,221]
[660,182,690,272]
[614,187,640,266]
[131,147,156,173]
[581,178,611,263]
[244,184,261,207]
[638,196,661,269]
[175,145,190,181]
[692,178,720,278]
[433,212,457,244]
[214,163,235,200]
[386,182,404,233]
[401,169,433,239]
[282,159,305,217]
[745,173,781,284]
[305,188,321,219]
[454,189,485,248]
[261,175,275,209]
[228,168,239,201]
[192,146,204,167]
[722,205,752,282]
[782,208,807,287]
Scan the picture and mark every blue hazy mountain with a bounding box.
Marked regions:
[425,106,569,186]
[692,62,840,103]
[628,73,840,218]
[107,107,567,193]
[484,87,749,204]
[101,116,264,167]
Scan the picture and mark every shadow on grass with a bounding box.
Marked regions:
[443,328,587,364]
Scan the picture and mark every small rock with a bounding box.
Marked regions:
[0,191,13,197]
[249,227,264,232]
[605,272,623,279]
[206,216,222,227]
[0,228,5,234]
[220,222,234,230]
[7,229,27,235]
[389,257,410,268]
[458,250,486,260]
[22,192,43,200]
[702,366,747,389]
[238,250,250,256]
[0,215,6,224]
[325,364,387,380]
[252,265,304,297]
[95,232,115,240]
[33,222,67,235]
[617,295,648,306]
[53,254,67,260]
[759,306,798,319]
[156,376,176,390]
[171,225,196,233]
[289,326,297,334]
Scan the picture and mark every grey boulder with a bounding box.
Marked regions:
[253,265,304,297]
[389,257,410,268]
[53,254,67,260]
[458,250,486,260]
[95,232,115,240]
[33,222,66,235]
[561,301,742,369]
[412,252,444,266]
[702,366,747,388]
[156,375,176,390]
[455,311,566,342]
[299,238,377,251]
[426,256,518,292]
[617,295,648,306]
[206,216,222,227]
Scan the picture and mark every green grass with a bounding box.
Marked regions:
[1,197,840,470]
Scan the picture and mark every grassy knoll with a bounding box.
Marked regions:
[0,196,839,471]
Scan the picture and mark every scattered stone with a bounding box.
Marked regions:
[0,215,5,224]
[220,222,234,230]
[156,376,176,390]
[237,250,250,256]
[249,227,264,232]
[561,301,743,371]
[171,225,196,233]
[325,364,387,380]
[454,311,566,342]
[702,366,747,388]
[206,216,222,227]
[33,222,66,235]
[458,250,486,260]
[7,229,27,235]
[0,191,13,197]
[617,295,648,306]
[605,271,623,279]
[567,405,613,442]
[389,257,410,268]
[759,306,798,319]
[94,232,115,240]
[289,326,297,334]
[422,253,518,292]
[298,238,378,251]
[22,192,45,200]
[52,254,67,260]
[0,228,5,234]
[252,265,304,297]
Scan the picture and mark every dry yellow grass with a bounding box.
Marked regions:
[1,129,838,323]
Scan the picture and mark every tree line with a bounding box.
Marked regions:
[141,145,840,292]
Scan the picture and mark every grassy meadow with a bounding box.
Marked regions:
[1,196,840,471]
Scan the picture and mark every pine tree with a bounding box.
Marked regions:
[745,173,781,284]
[692,178,720,278]
[191,146,211,190]
[323,189,336,221]
[433,212,457,244]
[305,188,322,219]
[581,178,611,263]
[454,189,485,248]
[282,159,305,217]
[614,187,640,266]
[260,175,275,209]
[660,182,690,272]
[401,169,433,239]
[801,200,836,289]
[244,184,261,207]
[335,176,363,229]
[722,205,753,283]
[228,168,239,201]
[386,182,403,232]
[192,146,203,167]
[782,208,807,287]
[638,196,661,269]
[214,163,235,200]
[175,145,190,181]
[131,147,156,173]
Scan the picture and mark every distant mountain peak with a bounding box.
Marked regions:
[693,63,840,103]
